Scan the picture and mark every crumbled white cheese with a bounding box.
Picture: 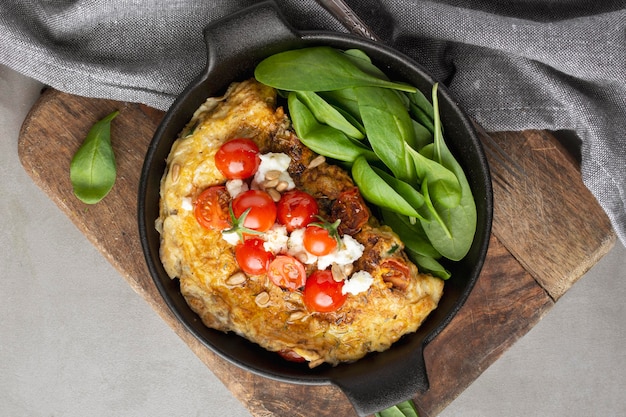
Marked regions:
[221,230,240,246]
[225,179,248,198]
[317,235,364,270]
[181,197,193,211]
[263,224,289,254]
[342,270,374,295]
[287,228,318,264]
[252,152,295,191]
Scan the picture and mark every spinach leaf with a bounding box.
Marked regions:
[371,166,425,212]
[70,110,119,204]
[375,400,420,417]
[406,249,451,280]
[295,91,364,139]
[419,144,477,261]
[352,156,422,218]
[288,93,377,163]
[381,209,439,259]
[355,86,417,182]
[415,84,477,261]
[406,89,434,123]
[411,119,433,151]
[408,101,434,134]
[319,88,361,123]
[405,143,461,208]
[255,46,416,93]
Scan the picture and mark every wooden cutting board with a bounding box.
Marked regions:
[18,89,616,417]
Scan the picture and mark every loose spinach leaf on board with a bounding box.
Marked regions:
[375,400,420,417]
[255,46,417,93]
[288,93,377,163]
[70,110,119,204]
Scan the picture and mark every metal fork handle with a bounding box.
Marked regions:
[315,0,381,42]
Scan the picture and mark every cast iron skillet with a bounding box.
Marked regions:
[138,1,493,415]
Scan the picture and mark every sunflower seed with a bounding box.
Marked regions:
[225,272,247,287]
[307,155,326,169]
[255,291,271,307]
[170,163,181,183]
[264,169,281,181]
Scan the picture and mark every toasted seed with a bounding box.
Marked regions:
[255,291,271,307]
[288,311,307,322]
[267,188,281,202]
[331,264,345,282]
[170,163,181,183]
[332,263,354,282]
[264,169,281,181]
[275,180,290,192]
[263,178,279,189]
[226,272,247,286]
[307,155,326,169]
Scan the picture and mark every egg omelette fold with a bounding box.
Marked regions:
[157,78,444,367]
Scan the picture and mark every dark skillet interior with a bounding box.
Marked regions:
[138,2,492,415]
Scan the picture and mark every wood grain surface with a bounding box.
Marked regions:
[18,89,616,417]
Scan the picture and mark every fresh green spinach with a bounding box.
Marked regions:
[255,46,477,272]
[375,400,420,417]
[70,110,119,204]
[288,93,376,163]
[352,156,422,218]
[295,90,364,139]
[255,46,417,93]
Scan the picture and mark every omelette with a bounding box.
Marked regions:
[157,78,444,367]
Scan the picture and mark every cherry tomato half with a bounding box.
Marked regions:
[303,225,338,256]
[231,190,277,232]
[235,238,274,275]
[194,185,231,231]
[276,189,319,232]
[277,349,307,363]
[303,269,347,313]
[267,255,306,291]
[215,138,260,179]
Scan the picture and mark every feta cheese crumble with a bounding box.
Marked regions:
[252,152,295,190]
[263,224,289,254]
[342,270,374,295]
[225,179,248,198]
[317,235,364,270]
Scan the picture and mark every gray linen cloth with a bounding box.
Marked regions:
[1,0,625,244]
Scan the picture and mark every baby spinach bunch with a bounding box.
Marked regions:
[255,47,477,279]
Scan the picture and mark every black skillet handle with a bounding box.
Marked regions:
[202,1,301,84]
[333,344,429,417]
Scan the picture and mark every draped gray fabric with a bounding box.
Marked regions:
[1,0,624,244]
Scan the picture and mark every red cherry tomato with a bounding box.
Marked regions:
[194,185,231,231]
[231,190,277,232]
[303,225,338,256]
[215,138,260,179]
[235,238,274,275]
[303,270,347,313]
[276,189,319,232]
[267,255,306,291]
[277,349,307,363]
